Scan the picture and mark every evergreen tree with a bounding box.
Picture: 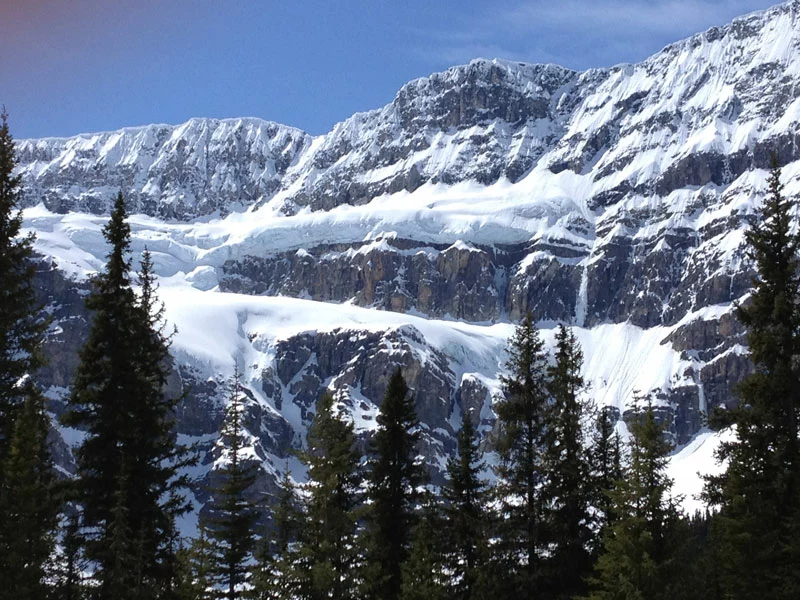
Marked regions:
[63,194,191,597]
[401,493,448,600]
[542,324,594,599]
[362,368,425,600]
[207,370,259,600]
[0,388,59,599]
[250,464,301,600]
[0,108,49,473]
[175,524,215,600]
[296,393,362,600]
[589,405,623,557]
[53,513,88,600]
[492,313,550,595]
[586,400,685,600]
[704,155,800,599]
[104,462,146,600]
[0,109,56,597]
[441,410,488,600]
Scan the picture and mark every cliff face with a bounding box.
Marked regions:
[19,1,800,511]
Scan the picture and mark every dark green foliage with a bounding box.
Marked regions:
[492,313,550,592]
[0,388,59,598]
[401,493,448,600]
[585,400,685,600]
[703,155,800,600]
[441,410,488,600]
[174,523,215,600]
[250,465,302,600]
[296,393,362,600]
[542,325,594,599]
[53,513,88,600]
[589,406,623,558]
[206,370,259,600]
[0,109,57,599]
[362,368,425,600]
[63,195,191,597]
[0,108,49,470]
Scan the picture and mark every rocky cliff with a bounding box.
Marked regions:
[17,1,800,516]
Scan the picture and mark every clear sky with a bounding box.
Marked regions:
[0,0,781,139]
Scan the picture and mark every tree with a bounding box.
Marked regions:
[401,493,448,600]
[586,400,685,600]
[703,154,800,599]
[0,388,59,599]
[441,410,488,600]
[250,463,302,600]
[206,370,259,600]
[0,109,56,597]
[361,368,425,600]
[589,405,623,557]
[53,513,88,600]
[63,194,191,597]
[542,324,594,599]
[295,393,362,600]
[0,108,49,474]
[492,313,550,594]
[174,523,215,600]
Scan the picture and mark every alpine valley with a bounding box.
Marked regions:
[16,0,800,524]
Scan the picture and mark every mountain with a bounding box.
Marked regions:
[17,1,800,520]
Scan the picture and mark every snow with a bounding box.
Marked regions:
[19,0,800,521]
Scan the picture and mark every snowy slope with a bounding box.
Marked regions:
[17,1,800,513]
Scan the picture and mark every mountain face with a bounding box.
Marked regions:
[17,1,800,514]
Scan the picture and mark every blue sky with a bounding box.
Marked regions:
[0,0,780,139]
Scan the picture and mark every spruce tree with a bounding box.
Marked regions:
[0,109,56,597]
[175,523,215,600]
[53,513,88,600]
[296,393,362,600]
[250,464,302,600]
[441,410,488,600]
[0,389,59,599]
[492,313,550,595]
[0,108,49,472]
[543,324,594,599]
[362,368,425,600]
[703,155,800,599]
[586,400,685,600]
[589,405,623,557]
[401,493,448,600]
[63,194,191,597]
[206,370,259,600]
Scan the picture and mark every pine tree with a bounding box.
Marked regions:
[542,324,594,599]
[53,513,88,600]
[0,388,59,599]
[589,405,623,557]
[0,108,49,473]
[703,155,800,599]
[250,464,301,600]
[362,368,425,600]
[175,523,215,600]
[0,109,56,597]
[63,194,191,596]
[441,410,488,600]
[207,370,259,600]
[585,400,685,600]
[296,393,362,600]
[401,493,448,600]
[492,313,550,595]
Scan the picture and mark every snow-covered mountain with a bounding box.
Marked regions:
[18,1,800,516]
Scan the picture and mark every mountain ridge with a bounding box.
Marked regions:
[14,0,800,522]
